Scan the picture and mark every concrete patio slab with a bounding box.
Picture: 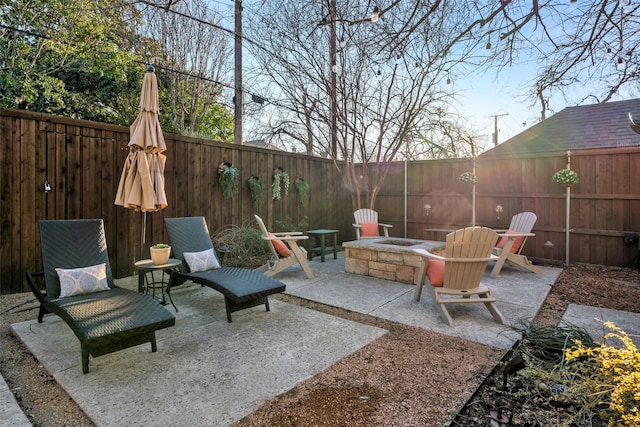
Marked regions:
[0,373,32,427]
[10,250,640,427]
[562,304,640,347]
[10,282,386,427]
[287,252,561,349]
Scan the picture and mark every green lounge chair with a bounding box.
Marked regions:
[26,219,176,373]
[164,216,286,322]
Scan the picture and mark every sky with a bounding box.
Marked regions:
[201,1,613,150]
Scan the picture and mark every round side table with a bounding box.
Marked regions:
[134,258,181,311]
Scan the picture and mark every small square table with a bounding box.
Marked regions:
[306,229,339,262]
[135,258,181,311]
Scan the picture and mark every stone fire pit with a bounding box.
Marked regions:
[343,238,444,284]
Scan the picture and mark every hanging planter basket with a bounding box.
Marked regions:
[247,176,266,211]
[218,162,240,199]
[294,178,310,207]
[552,169,579,188]
[272,167,289,200]
[458,171,477,185]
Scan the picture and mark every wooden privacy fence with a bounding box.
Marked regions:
[0,109,350,294]
[2,109,640,294]
[373,148,640,269]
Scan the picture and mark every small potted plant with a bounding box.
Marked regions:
[294,178,310,207]
[218,162,240,199]
[272,167,290,200]
[150,243,171,264]
[458,171,477,185]
[552,168,579,187]
[247,175,266,211]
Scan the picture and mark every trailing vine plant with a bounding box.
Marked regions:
[218,162,240,199]
[272,167,289,200]
[294,178,310,207]
[247,176,266,211]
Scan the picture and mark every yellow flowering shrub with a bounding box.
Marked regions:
[565,322,640,426]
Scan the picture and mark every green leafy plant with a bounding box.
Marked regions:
[295,178,310,207]
[458,171,477,184]
[152,243,170,249]
[552,168,579,186]
[272,168,290,200]
[218,162,240,199]
[247,176,266,211]
[274,216,309,232]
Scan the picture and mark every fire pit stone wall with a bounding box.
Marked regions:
[343,238,444,284]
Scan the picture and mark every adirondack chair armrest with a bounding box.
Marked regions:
[413,248,498,263]
[412,248,445,261]
[497,232,534,238]
[379,223,393,228]
[271,231,304,237]
[268,234,308,242]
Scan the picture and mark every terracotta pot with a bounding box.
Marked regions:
[150,246,171,264]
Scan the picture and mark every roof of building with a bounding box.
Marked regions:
[243,139,284,151]
[482,98,640,156]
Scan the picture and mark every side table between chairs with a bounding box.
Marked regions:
[135,258,181,311]
[306,229,339,262]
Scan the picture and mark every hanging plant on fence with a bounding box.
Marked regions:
[247,176,266,211]
[218,162,240,199]
[458,171,477,185]
[294,178,310,207]
[552,169,579,187]
[272,168,289,200]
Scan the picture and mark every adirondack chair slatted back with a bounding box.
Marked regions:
[443,227,498,290]
[354,209,378,224]
[505,212,537,254]
[254,215,280,259]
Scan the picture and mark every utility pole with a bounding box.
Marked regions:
[329,0,337,158]
[234,0,243,145]
[490,113,509,146]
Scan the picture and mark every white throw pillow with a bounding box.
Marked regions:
[183,248,221,272]
[56,263,111,298]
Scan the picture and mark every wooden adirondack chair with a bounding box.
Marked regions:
[353,209,393,239]
[413,227,506,326]
[491,212,542,275]
[254,215,315,279]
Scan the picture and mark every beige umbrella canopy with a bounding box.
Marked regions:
[115,66,167,212]
[115,66,168,258]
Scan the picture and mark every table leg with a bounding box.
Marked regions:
[138,272,145,293]
[333,232,338,259]
[163,270,178,311]
[320,234,326,262]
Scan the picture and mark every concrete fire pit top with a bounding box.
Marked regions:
[343,238,444,254]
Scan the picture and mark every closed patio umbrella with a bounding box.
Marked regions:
[115,65,168,259]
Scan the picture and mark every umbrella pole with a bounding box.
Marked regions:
[141,212,147,261]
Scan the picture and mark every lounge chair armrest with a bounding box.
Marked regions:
[353,223,362,228]
[25,271,47,301]
[379,223,393,228]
